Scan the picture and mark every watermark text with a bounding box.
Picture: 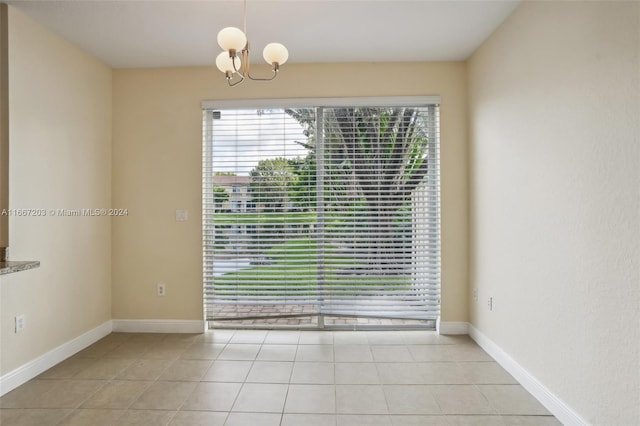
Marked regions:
[1,208,129,217]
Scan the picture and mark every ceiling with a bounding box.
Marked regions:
[7,0,521,69]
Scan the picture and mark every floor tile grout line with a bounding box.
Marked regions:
[1,331,560,425]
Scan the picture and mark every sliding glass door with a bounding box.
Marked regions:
[203,99,440,328]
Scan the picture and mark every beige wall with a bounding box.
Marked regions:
[112,62,469,322]
[468,1,639,424]
[0,7,112,374]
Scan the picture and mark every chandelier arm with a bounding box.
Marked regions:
[246,62,280,81]
[246,71,278,81]
[227,76,245,87]
[225,53,245,86]
[230,53,241,74]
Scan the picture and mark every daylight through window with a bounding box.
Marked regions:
[203,99,440,328]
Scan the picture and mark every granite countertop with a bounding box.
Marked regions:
[0,260,40,275]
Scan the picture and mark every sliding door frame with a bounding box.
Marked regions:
[202,97,441,330]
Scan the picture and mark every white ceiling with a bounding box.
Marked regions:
[7,0,521,69]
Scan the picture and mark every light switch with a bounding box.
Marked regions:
[175,209,188,222]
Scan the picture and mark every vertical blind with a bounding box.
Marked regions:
[203,100,440,322]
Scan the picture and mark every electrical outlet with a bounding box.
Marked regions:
[473,288,478,302]
[487,297,493,311]
[157,283,166,297]
[15,315,26,333]
[175,210,188,222]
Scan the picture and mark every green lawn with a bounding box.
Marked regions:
[213,212,316,225]
[214,238,411,297]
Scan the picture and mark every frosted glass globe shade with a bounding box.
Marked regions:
[263,43,289,65]
[216,52,240,73]
[217,27,247,52]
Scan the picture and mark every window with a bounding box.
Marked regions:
[203,98,440,328]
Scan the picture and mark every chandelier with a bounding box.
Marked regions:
[215,0,289,86]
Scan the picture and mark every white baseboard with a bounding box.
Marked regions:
[0,320,113,397]
[436,319,470,335]
[112,319,205,334]
[469,324,587,426]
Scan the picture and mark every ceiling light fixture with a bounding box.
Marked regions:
[215,0,288,86]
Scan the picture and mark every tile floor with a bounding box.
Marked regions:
[0,330,561,426]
